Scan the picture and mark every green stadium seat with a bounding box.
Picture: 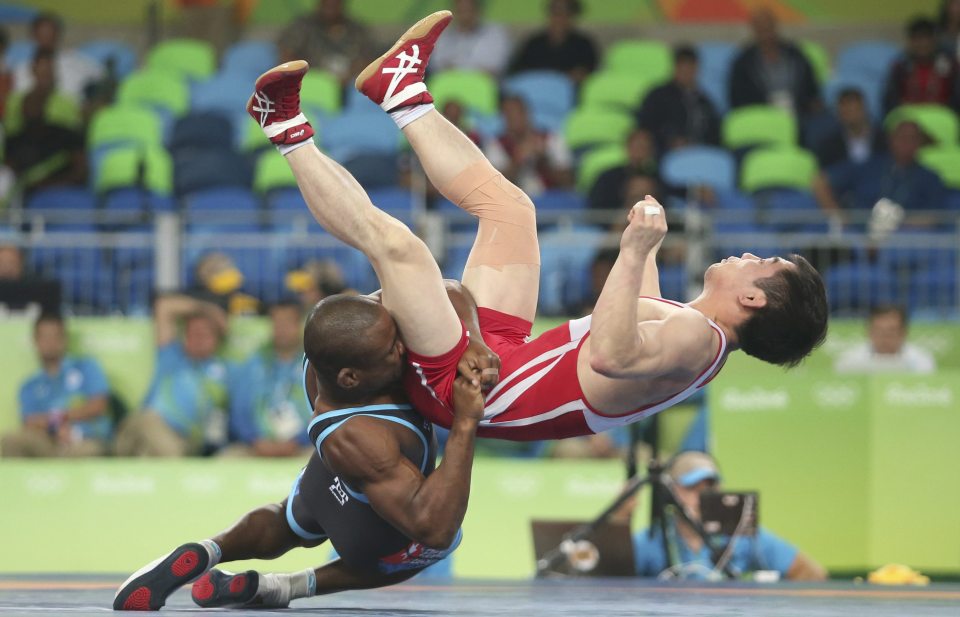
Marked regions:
[253,151,297,193]
[918,146,960,189]
[800,40,831,84]
[146,38,216,80]
[580,72,662,110]
[95,146,173,195]
[117,70,190,117]
[577,144,628,193]
[301,70,343,115]
[740,146,818,193]
[604,40,672,83]
[564,108,634,150]
[722,105,797,149]
[88,105,163,150]
[885,104,959,145]
[428,70,499,116]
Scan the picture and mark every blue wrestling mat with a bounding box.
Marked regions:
[1,576,958,616]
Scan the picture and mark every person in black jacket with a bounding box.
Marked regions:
[637,44,721,157]
[507,0,599,84]
[728,8,820,115]
[814,87,885,169]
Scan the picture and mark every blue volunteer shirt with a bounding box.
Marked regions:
[229,348,313,446]
[18,356,111,441]
[634,520,798,580]
[141,342,230,442]
[826,154,946,213]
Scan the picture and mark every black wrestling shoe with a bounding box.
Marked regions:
[191,569,259,608]
[113,543,211,611]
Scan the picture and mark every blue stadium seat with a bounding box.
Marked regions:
[169,111,235,152]
[696,42,737,111]
[836,41,901,83]
[366,187,413,226]
[77,40,138,78]
[320,111,399,161]
[184,186,260,212]
[222,40,279,79]
[753,188,827,232]
[502,71,576,129]
[26,187,96,211]
[661,146,737,193]
[173,148,252,197]
[698,72,729,114]
[0,4,38,24]
[536,190,585,213]
[191,71,251,116]
[658,264,687,302]
[342,153,400,190]
[538,226,607,315]
[4,40,34,65]
[825,263,900,313]
[909,266,957,312]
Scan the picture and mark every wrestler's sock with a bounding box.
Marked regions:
[389,103,434,130]
[277,138,314,157]
[198,539,222,570]
[254,569,317,606]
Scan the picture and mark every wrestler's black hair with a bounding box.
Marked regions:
[735,254,828,368]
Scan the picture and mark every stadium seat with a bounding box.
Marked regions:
[800,40,831,84]
[173,148,252,196]
[343,154,400,189]
[169,111,235,152]
[117,70,190,117]
[428,70,499,116]
[76,40,138,78]
[88,105,163,151]
[563,108,634,150]
[222,40,279,78]
[825,263,901,313]
[184,187,260,215]
[4,40,34,65]
[698,71,729,113]
[535,190,585,213]
[26,187,96,211]
[253,151,297,193]
[191,71,251,116]
[94,146,174,195]
[836,40,901,83]
[579,72,661,110]
[722,105,797,149]
[604,40,672,84]
[319,110,399,160]
[502,71,575,124]
[102,188,172,220]
[146,38,216,81]
[538,226,608,315]
[740,147,818,193]
[660,146,736,193]
[301,70,343,116]
[697,41,737,78]
[885,104,959,145]
[918,146,960,189]
[576,144,628,194]
[753,188,826,232]
[711,189,759,234]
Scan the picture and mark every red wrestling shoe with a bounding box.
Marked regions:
[355,10,452,112]
[246,60,315,146]
[113,543,212,611]
[191,569,259,608]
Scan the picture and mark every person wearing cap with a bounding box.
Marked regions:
[190,252,260,316]
[632,451,827,581]
[285,259,350,311]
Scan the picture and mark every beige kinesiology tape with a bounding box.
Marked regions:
[442,161,541,269]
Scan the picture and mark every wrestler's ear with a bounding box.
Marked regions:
[738,289,768,310]
[337,368,360,390]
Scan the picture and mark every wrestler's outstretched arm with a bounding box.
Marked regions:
[588,200,708,379]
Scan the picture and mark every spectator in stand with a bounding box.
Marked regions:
[1,313,111,457]
[432,0,512,76]
[285,259,350,311]
[633,451,828,581]
[0,243,61,314]
[588,128,659,211]
[5,49,86,190]
[637,45,721,157]
[940,0,960,61]
[115,295,232,457]
[814,87,886,169]
[13,12,104,100]
[507,0,599,84]
[728,8,820,116]
[276,0,375,85]
[885,16,960,112]
[0,27,13,118]
[221,300,314,457]
[815,120,945,213]
[188,252,260,316]
[483,95,573,197]
[834,305,936,374]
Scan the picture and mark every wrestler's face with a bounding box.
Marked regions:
[359,307,406,389]
[703,253,794,298]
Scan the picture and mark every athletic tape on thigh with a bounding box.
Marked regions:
[442,161,540,269]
